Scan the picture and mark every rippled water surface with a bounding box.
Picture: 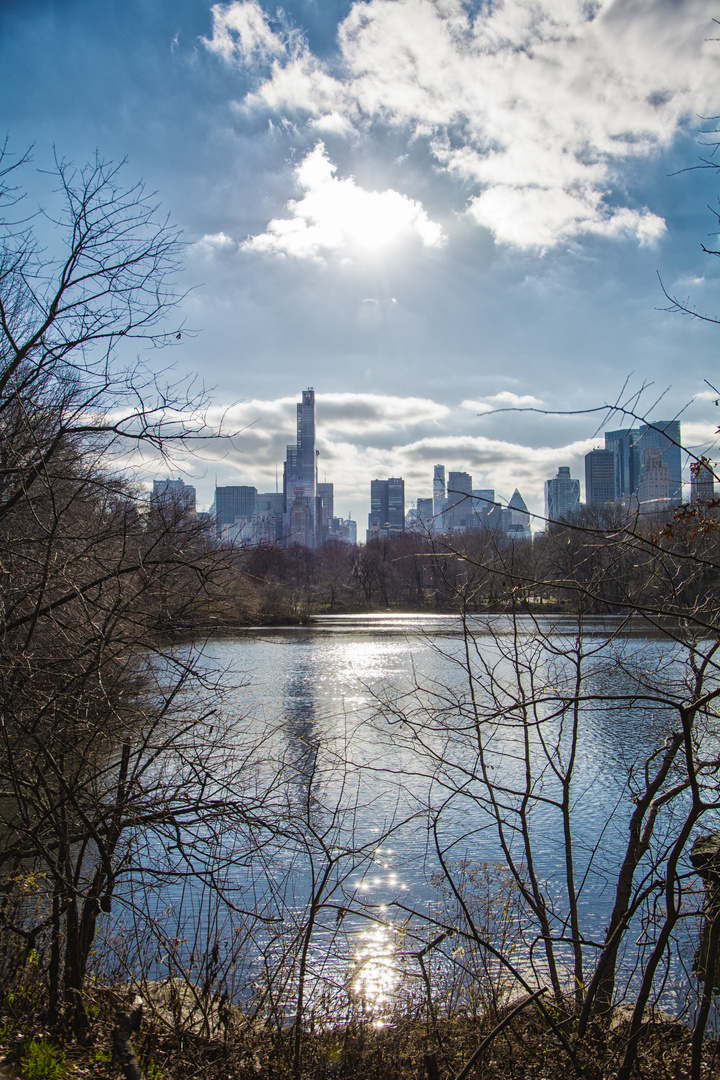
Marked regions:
[128,613,713,1014]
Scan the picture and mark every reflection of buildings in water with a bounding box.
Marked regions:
[282,649,322,808]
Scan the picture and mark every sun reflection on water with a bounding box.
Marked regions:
[350,921,400,1016]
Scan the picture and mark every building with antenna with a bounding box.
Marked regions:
[283,388,318,547]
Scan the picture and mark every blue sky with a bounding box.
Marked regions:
[2,0,718,523]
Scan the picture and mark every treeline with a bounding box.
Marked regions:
[212,503,720,622]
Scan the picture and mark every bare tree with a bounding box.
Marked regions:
[0,147,270,1045]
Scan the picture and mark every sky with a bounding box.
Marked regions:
[1,0,718,526]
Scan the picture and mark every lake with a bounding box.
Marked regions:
[121,613,713,1020]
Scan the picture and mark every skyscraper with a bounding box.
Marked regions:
[634,421,682,503]
[446,471,473,532]
[317,482,334,545]
[637,447,670,511]
[604,428,640,501]
[472,489,502,529]
[691,463,716,502]
[544,466,580,524]
[152,478,197,516]
[417,497,434,525]
[585,449,616,507]
[283,388,317,547]
[502,489,531,541]
[367,477,405,538]
[604,421,682,505]
[433,465,446,525]
[213,485,256,534]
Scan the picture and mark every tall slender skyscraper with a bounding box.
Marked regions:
[433,465,446,523]
[283,389,317,547]
[433,464,444,514]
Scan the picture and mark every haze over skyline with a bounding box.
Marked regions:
[2,0,718,523]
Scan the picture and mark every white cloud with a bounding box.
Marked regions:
[680,422,720,449]
[242,143,445,260]
[203,0,290,64]
[461,392,549,413]
[206,0,716,249]
[203,392,449,440]
[487,392,546,408]
[193,231,240,256]
[318,392,449,433]
[308,111,355,135]
[467,188,666,250]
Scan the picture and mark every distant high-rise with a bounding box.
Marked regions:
[152,478,197,516]
[368,477,405,538]
[317,482,334,545]
[634,421,682,503]
[585,449,616,507]
[283,388,317,547]
[544,466,580,524]
[603,420,681,505]
[637,447,670,511]
[446,471,473,532]
[502,489,532,541]
[417,497,434,524]
[433,465,446,524]
[691,463,716,502]
[213,485,256,534]
[254,492,285,542]
[470,489,501,530]
[288,496,312,546]
[604,428,639,501]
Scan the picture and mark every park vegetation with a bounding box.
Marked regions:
[1,145,720,1080]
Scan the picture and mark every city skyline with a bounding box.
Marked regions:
[174,390,710,527]
[4,0,718,529]
[163,389,703,546]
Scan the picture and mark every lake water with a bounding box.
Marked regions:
[124,613,713,1019]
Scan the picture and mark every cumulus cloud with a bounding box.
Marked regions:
[205,0,716,249]
[242,143,445,260]
[466,188,666,251]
